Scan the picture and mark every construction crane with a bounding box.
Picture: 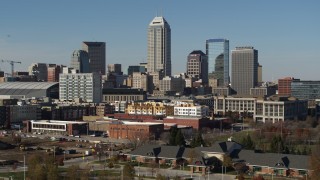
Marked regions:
[1,60,22,77]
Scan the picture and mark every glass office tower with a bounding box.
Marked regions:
[206,39,229,86]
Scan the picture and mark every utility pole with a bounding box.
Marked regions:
[24,155,26,180]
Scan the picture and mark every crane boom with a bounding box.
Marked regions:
[1,60,22,77]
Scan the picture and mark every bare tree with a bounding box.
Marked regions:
[309,144,320,180]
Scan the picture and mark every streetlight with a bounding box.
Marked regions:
[222,165,224,180]
[24,155,26,180]
[138,161,140,177]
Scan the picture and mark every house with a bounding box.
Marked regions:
[125,141,311,178]
[234,150,310,178]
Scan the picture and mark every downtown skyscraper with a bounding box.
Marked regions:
[206,39,229,87]
[82,41,106,75]
[186,50,208,84]
[70,50,90,73]
[147,16,171,77]
[232,46,258,95]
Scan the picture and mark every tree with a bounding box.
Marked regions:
[270,135,284,153]
[309,144,320,180]
[156,174,167,180]
[169,127,178,145]
[66,165,80,180]
[45,156,59,180]
[241,134,254,150]
[175,129,185,146]
[80,165,90,180]
[27,154,58,180]
[222,154,232,168]
[33,164,46,180]
[186,148,199,164]
[123,163,135,179]
[190,132,205,148]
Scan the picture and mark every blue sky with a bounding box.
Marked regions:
[0,0,319,81]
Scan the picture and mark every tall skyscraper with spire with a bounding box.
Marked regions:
[147,16,171,77]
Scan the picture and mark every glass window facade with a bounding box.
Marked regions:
[291,80,320,100]
[206,39,229,86]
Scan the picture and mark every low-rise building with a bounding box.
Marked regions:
[126,101,173,116]
[24,120,88,135]
[108,121,164,140]
[163,116,210,130]
[102,88,147,103]
[173,104,209,117]
[213,96,308,123]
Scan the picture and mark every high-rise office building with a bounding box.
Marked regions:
[186,50,208,84]
[232,47,258,95]
[147,16,171,76]
[82,42,106,75]
[206,39,229,86]
[47,64,62,82]
[107,64,122,74]
[132,72,150,93]
[278,77,296,96]
[28,63,48,81]
[127,65,146,76]
[70,50,90,73]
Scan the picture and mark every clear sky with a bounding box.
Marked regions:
[0,0,319,81]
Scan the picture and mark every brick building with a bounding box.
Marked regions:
[108,121,164,140]
[163,116,211,130]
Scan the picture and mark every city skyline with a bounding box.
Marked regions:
[0,0,319,81]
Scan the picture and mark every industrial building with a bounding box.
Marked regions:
[0,82,59,99]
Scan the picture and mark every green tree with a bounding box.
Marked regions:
[169,127,178,145]
[283,146,290,154]
[241,134,255,150]
[123,163,135,180]
[190,132,205,148]
[270,135,284,153]
[175,129,186,146]
[302,146,308,155]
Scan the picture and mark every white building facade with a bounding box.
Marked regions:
[213,96,308,123]
[59,72,102,103]
[174,105,209,117]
